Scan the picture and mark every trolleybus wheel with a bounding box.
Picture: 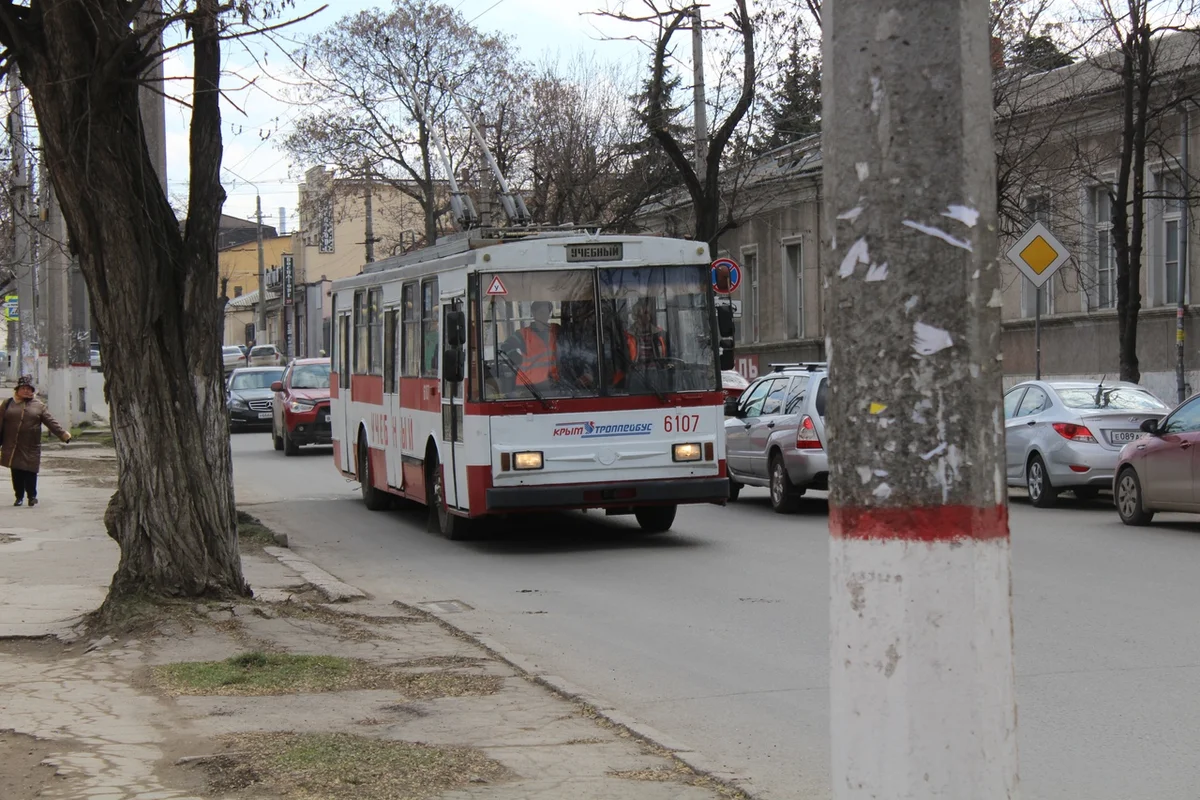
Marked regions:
[634,504,676,533]
[358,433,390,511]
[426,451,472,540]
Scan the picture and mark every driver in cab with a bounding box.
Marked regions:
[500,300,560,389]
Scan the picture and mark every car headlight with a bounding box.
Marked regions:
[513,451,544,470]
[228,397,247,409]
[673,443,702,462]
[289,399,316,413]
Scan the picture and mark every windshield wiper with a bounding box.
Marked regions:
[497,349,552,409]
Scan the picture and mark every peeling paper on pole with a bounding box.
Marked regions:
[839,238,870,278]
[838,206,863,222]
[902,219,973,252]
[941,205,979,227]
[864,262,888,282]
[912,322,953,355]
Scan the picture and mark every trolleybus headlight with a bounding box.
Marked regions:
[673,443,702,462]
[513,451,544,470]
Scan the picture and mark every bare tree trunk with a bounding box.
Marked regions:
[9,0,248,604]
[1112,22,1152,384]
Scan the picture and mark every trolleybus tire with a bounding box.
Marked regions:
[358,433,390,511]
[634,504,676,533]
[426,451,472,540]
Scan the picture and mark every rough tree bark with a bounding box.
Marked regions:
[0,0,249,604]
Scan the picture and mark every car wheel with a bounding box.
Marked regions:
[1073,486,1100,501]
[634,505,677,533]
[1116,467,1154,526]
[426,451,472,540]
[728,478,742,502]
[1026,455,1058,508]
[283,426,300,456]
[358,433,390,511]
[769,455,803,514]
[272,421,284,451]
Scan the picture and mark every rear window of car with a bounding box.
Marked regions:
[222,346,243,355]
[250,346,276,356]
[1056,387,1166,411]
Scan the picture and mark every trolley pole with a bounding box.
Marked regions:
[823,1,1018,797]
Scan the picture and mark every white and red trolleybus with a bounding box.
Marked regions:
[329,230,732,538]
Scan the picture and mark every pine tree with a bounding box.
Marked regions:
[756,39,822,154]
[1011,34,1074,72]
[625,62,691,196]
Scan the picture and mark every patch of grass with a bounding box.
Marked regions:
[152,651,504,698]
[236,511,277,552]
[205,732,511,799]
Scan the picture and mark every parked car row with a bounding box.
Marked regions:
[725,364,1200,528]
[226,358,332,457]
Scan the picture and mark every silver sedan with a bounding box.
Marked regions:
[1004,380,1168,507]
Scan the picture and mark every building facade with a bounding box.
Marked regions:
[639,37,1200,404]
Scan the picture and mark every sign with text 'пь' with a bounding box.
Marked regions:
[1006,221,1069,289]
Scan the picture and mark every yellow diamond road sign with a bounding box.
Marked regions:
[1006,221,1069,288]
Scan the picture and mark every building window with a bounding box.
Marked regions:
[1158,172,1183,306]
[353,290,368,374]
[784,242,802,339]
[739,248,759,344]
[233,286,243,298]
[401,282,420,377]
[1021,195,1052,317]
[1093,187,1116,310]
[318,196,335,253]
[421,278,440,377]
[367,287,383,376]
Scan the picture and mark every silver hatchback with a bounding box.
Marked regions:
[1004,380,1168,507]
[724,364,829,513]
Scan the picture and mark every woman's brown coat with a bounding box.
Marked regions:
[0,396,68,473]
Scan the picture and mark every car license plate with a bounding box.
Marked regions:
[1109,430,1141,444]
[258,412,272,420]
[322,413,331,423]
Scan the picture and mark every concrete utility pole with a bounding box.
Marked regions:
[823,1,1018,798]
[255,193,266,344]
[44,175,72,424]
[690,4,708,175]
[8,66,37,382]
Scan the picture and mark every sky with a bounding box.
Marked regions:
[164,0,657,230]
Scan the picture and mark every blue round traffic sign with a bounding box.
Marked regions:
[711,258,741,294]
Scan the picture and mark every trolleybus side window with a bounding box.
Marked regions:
[353,290,368,375]
[421,277,439,377]
[368,287,383,376]
[401,282,419,377]
[338,314,350,390]
[384,308,399,393]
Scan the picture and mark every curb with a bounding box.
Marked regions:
[261,546,366,602]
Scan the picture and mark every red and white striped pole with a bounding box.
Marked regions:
[822,1,1019,798]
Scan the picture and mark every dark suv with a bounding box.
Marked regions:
[724,363,829,512]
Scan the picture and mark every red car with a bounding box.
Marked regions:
[271,358,332,455]
[1114,391,1200,525]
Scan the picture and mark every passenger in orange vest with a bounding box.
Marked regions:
[501,300,560,388]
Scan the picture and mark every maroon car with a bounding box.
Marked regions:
[271,358,332,455]
[1114,391,1200,525]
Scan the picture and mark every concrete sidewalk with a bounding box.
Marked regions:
[0,447,753,800]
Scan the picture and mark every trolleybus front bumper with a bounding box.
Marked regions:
[486,477,729,512]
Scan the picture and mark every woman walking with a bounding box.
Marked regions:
[1,375,71,507]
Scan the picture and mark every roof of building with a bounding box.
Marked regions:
[226,289,259,310]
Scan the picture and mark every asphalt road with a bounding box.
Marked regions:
[231,431,1200,800]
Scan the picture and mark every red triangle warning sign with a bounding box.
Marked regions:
[486,276,508,295]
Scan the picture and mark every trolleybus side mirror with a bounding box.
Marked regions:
[443,348,465,384]
[446,309,466,348]
[719,337,735,371]
[717,305,735,338]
